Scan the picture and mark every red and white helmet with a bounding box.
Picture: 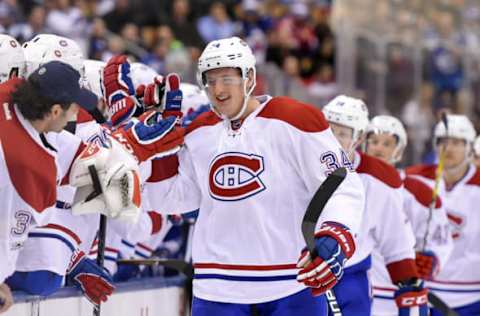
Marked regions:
[130,62,160,88]
[197,36,256,120]
[180,82,209,115]
[323,95,369,147]
[367,115,408,163]
[83,59,105,98]
[434,114,476,144]
[22,34,85,77]
[0,34,26,83]
[434,114,476,164]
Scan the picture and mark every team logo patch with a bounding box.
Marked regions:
[447,211,464,240]
[209,152,265,201]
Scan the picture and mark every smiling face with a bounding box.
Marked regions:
[204,67,249,119]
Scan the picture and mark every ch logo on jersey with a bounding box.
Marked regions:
[209,152,266,201]
[447,211,465,240]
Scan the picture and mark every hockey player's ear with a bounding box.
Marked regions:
[49,104,64,119]
[246,69,255,91]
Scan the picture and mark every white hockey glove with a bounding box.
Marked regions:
[69,139,141,222]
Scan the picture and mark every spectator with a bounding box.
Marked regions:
[102,0,134,34]
[196,2,236,43]
[401,83,436,164]
[45,0,89,50]
[88,17,109,60]
[168,0,204,49]
[9,5,49,43]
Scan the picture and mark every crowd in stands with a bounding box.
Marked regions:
[1,0,480,165]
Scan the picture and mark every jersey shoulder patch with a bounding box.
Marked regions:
[405,164,436,180]
[357,152,402,188]
[0,78,23,122]
[0,106,57,212]
[403,175,441,209]
[186,110,221,135]
[466,167,480,186]
[257,96,329,133]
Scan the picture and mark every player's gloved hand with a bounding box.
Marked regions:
[70,141,141,222]
[111,110,184,162]
[138,73,183,119]
[102,55,140,127]
[67,250,115,308]
[415,250,439,280]
[394,278,429,316]
[296,221,355,296]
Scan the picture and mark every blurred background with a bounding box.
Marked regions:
[1,0,479,165]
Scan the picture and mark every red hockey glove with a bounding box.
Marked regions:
[297,222,355,296]
[415,250,439,279]
[67,250,115,308]
[394,278,429,316]
[102,55,139,127]
[111,110,185,162]
[138,73,183,119]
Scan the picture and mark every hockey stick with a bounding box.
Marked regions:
[88,165,107,316]
[301,167,347,316]
[420,114,458,316]
[117,258,194,279]
[421,113,448,250]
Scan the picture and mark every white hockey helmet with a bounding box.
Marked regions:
[23,34,85,77]
[180,82,209,115]
[367,115,408,163]
[197,36,256,120]
[0,34,26,83]
[474,136,480,157]
[323,95,370,145]
[83,59,105,98]
[130,62,160,88]
[433,114,476,145]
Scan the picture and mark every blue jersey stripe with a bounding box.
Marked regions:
[194,274,297,282]
[28,232,75,252]
[430,287,480,293]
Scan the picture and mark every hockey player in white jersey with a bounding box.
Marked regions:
[10,54,177,306]
[0,56,185,313]
[365,115,453,315]
[0,33,26,314]
[322,96,429,316]
[122,36,367,316]
[406,115,480,316]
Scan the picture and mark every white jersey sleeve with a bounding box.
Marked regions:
[146,147,202,214]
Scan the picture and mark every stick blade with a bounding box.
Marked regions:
[301,167,347,255]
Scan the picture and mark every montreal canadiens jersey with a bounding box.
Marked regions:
[347,152,416,281]
[406,164,480,308]
[15,109,158,276]
[371,174,453,315]
[146,95,365,304]
[0,78,82,282]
